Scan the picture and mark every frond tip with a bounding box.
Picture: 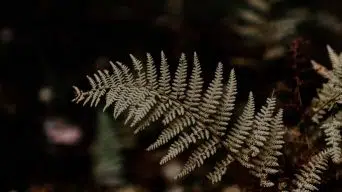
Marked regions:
[72,51,285,186]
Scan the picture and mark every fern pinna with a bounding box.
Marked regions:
[72,51,286,187]
[310,45,342,165]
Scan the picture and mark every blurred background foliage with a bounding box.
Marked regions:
[1,0,342,191]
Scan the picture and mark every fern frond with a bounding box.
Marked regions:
[193,62,224,140]
[320,112,342,164]
[310,45,342,168]
[158,51,172,95]
[250,109,285,187]
[72,51,284,186]
[158,62,225,165]
[292,148,331,192]
[206,92,255,184]
[183,52,204,112]
[175,137,220,179]
[243,96,277,158]
[160,132,197,165]
[146,53,202,151]
[327,45,342,78]
[211,69,237,136]
[170,53,188,100]
[206,154,235,184]
[146,53,158,90]
[81,73,108,108]
[129,54,147,87]
[226,92,255,154]
[311,45,342,124]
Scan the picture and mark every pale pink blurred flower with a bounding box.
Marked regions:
[44,118,82,145]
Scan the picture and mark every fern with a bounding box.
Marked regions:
[310,45,342,165]
[320,113,342,164]
[249,109,286,187]
[72,51,286,187]
[292,148,332,192]
[310,45,342,123]
[233,0,342,62]
[277,45,342,191]
[233,0,308,60]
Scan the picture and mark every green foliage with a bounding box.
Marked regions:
[93,110,124,186]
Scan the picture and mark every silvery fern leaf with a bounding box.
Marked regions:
[292,148,332,192]
[250,109,285,187]
[311,45,342,124]
[72,51,285,186]
[320,111,342,164]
